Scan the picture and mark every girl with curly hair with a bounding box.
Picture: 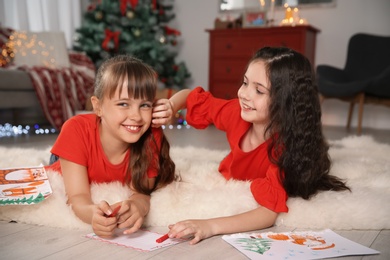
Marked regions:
[152,46,350,244]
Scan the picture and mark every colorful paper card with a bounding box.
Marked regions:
[85,229,185,252]
[0,165,52,205]
[222,229,380,259]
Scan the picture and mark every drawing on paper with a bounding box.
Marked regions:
[85,229,185,252]
[222,229,380,260]
[0,165,52,205]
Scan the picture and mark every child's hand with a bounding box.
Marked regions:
[152,99,174,127]
[91,201,120,238]
[118,199,147,234]
[168,219,214,245]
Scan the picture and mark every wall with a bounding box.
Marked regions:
[172,0,390,129]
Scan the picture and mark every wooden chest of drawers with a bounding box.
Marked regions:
[207,26,320,99]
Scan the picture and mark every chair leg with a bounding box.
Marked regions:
[357,93,365,135]
[347,102,355,130]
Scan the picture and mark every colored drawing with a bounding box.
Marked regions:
[0,165,52,205]
[222,229,380,259]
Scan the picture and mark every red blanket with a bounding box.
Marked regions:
[20,52,95,130]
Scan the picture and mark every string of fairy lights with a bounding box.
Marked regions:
[1,108,188,138]
[0,122,190,138]
[0,123,57,137]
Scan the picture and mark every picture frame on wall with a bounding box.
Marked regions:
[243,11,267,27]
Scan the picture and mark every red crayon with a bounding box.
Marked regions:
[156,233,169,243]
[107,205,121,217]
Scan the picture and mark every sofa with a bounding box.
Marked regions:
[0,27,46,125]
[0,30,95,128]
[0,68,48,125]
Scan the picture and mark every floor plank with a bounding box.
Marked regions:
[363,230,390,260]
[0,220,34,236]
[1,223,88,259]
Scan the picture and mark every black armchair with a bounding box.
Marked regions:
[316,33,390,134]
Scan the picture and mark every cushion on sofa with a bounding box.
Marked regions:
[11,31,70,69]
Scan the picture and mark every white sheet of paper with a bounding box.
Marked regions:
[85,229,184,252]
[222,229,380,260]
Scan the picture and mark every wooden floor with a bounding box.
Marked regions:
[0,125,389,259]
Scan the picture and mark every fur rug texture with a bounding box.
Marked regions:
[0,135,389,231]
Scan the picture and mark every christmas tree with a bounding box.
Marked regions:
[73,0,190,89]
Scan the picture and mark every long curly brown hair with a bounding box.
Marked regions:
[250,47,350,199]
[94,55,175,195]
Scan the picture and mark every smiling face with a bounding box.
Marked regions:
[237,60,271,127]
[91,56,157,150]
[93,81,153,146]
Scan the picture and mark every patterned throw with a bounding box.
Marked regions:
[19,52,95,130]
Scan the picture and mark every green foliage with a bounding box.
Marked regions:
[236,237,272,255]
[73,0,190,88]
[0,193,45,205]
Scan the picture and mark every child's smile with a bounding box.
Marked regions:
[123,124,143,133]
[237,61,270,126]
[241,102,256,111]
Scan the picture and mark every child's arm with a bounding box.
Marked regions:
[152,89,192,127]
[60,158,96,222]
[60,158,119,237]
[167,206,278,245]
[169,88,192,114]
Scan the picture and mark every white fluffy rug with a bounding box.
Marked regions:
[0,135,389,231]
